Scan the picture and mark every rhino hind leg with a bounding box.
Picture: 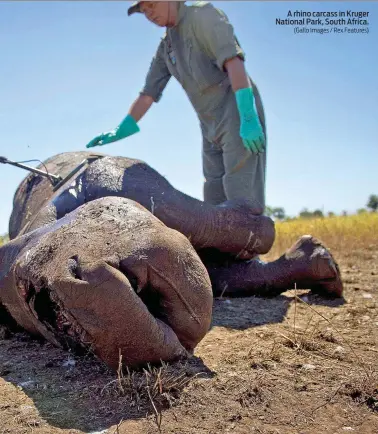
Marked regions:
[203,235,343,298]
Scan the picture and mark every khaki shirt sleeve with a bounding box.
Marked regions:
[193,5,245,71]
[140,39,171,102]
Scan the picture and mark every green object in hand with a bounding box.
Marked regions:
[235,87,265,154]
[86,114,140,148]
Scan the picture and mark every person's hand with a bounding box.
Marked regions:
[239,113,265,154]
[86,129,119,148]
[86,114,140,148]
[235,88,265,154]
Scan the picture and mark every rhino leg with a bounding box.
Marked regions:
[9,152,275,260]
[202,235,343,298]
[0,197,213,370]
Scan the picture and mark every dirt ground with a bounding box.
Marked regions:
[1,245,377,434]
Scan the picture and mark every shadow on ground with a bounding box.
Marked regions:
[0,330,214,433]
[211,295,291,330]
[0,291,345,432]
[299,292,346,307]
[211,291,345,330]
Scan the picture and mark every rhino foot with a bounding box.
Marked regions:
[284,235,343,297]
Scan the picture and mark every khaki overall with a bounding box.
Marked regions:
[140,1,267,209]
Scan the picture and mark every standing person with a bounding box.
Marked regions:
[86,1,267,213]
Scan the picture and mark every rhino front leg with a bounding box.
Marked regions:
[51,259,189,370]
[1,197,213,370]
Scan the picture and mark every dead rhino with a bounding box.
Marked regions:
[0,151,343,368]
[0,196,213,370]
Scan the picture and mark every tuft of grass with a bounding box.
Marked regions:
[100,354,203,420]
[99,353,204,430]
[263,212,378,261]
[101,360,196,407]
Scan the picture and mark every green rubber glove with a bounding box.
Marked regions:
[235,87,265,154]
[86,114,140,148]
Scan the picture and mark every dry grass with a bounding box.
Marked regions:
[98,353,207,431]
[263,211,378,261]
[101,357,197,407]
[1,212,378,433]
[0,234,8,247]
[340,368,378,412]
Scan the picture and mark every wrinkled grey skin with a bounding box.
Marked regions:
[1,196,213,369]
[0,151,343,368]
[9,152,275,259]
[7,151,343,299]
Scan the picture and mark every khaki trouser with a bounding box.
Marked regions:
[201,80,267,211]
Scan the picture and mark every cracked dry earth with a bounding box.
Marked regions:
[1,246,377,434]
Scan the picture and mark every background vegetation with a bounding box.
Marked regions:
[265,193,378,222]
[0,194,377,250]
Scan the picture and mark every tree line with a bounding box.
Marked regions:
[265,194,378,221]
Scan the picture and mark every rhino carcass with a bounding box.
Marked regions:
[0,152,343,369]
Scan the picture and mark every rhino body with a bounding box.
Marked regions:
[0,152,343,369]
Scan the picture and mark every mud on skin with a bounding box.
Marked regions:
[8,151,343,299]
[0,197,213,369]
[1,151,343,370]
[9,151,275,259]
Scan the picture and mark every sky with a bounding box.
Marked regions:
[0,1,377,235]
